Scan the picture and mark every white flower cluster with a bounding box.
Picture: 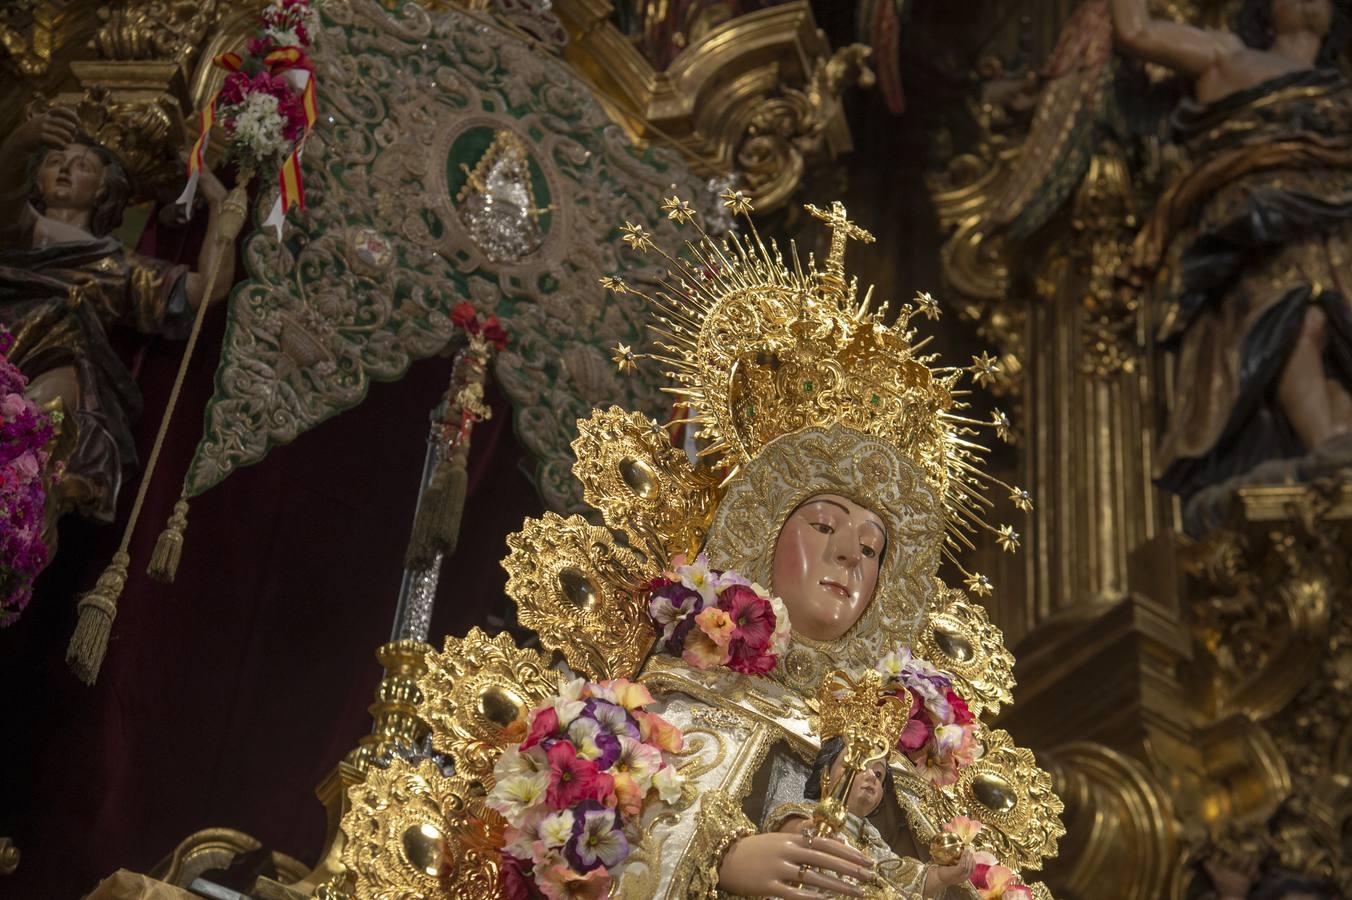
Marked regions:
[262,0,320,48]
[264,26,301,47]
[229,93,289,165]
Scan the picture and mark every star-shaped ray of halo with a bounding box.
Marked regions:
[1009,487,1033,512]
[660,195,695,225]
[613,343,638,374]
[991,408,1011,441]
[964,572,994,597]
[996,525,1020,553]
[969,351,1001,387]
[599,275,628,294]
[620,222,654,252]
[915,290,940,320]
[718,188,754,216]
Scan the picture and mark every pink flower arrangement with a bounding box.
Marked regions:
[875,645,982,786]
[0,328,60,626]
[488,678,686,900]
[645,553,792,675]
[941,816,1034,899]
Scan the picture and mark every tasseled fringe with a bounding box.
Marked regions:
[66,550,129,685]
[404,455,468,568]
[147,499,190,583]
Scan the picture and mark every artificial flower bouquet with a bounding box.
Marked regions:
[216,0,320,175]
[943,816,1034,899]
[0,327,60,626]
[488,678,686,899]
[644,552,792,675]
[181,0,320,235]
[875,645,982,786]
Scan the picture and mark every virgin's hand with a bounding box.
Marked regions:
[925,847,975,895]
[718,831,875,899]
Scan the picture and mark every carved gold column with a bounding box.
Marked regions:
[931,50,1352,890]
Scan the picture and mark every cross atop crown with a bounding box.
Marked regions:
[805,201,875,299]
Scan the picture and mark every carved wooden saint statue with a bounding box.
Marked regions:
[0,106,234,533]
[1113,0,1352,508]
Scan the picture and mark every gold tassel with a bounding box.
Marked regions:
[147,498,189,582]
[65,177,250,684]
[404,455,468,568]
[66,550,129,685]
[437,456,468,556]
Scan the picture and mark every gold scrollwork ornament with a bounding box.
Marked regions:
[571,406,721,563]
[952,729,1066,872]
[417,628,562,787]
[915,587,1016,718]
[340,756,503,900]
[502,512,654,679]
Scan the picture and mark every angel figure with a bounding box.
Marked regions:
[0,106,234,527]
[1114,0,1352,505]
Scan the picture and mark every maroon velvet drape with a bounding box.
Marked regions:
[0,215,541,897]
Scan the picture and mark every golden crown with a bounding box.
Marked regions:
[604,192,1029,592]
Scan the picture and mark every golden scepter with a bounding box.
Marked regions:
[811,669,973,898]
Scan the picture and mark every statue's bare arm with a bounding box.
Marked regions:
[1110,0,1239,77]
[183,167,234,309]
[0,107,82,246]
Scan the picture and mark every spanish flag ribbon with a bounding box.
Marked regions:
[263,65,317,237]
[180,43,320,237]
[214,50,245,72]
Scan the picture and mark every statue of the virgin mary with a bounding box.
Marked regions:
[336,195,1065,900]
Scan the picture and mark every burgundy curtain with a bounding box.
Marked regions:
[0,214,542,896]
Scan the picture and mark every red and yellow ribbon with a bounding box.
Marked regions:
[177,41,320,237]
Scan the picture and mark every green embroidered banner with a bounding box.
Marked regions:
[187,0,712,511]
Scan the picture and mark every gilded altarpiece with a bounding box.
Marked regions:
[927,1,1352,895]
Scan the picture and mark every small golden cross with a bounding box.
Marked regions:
[804,201,874,297]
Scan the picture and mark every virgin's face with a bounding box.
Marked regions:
[827,755,887,818]
[37,144,105,212]
[771,493,885,642]
[1271,0,1333,38]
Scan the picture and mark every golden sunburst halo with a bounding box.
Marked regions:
[600,198,1028,588]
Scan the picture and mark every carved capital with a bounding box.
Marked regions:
[554,1,865,211]
[90,0,221,73]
